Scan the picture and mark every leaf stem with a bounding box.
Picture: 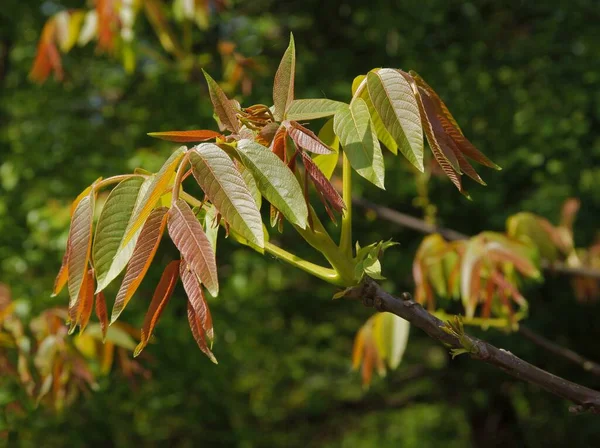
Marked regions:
[94,174,146,191]
[432,310,525,330]
[339,149,353,257]
[172,151,191,202]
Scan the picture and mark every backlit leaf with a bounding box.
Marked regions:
[78,269,95,333]
[112,207,168,324]
[351,75,366,96]
[95,291,108,342]
[180,260,215,346]
[93,177,145,292]
[190,144,264,249]
[148,130,223,143]
[366,69,423,170]
[203,70,240,133]
[237,139,308,229]
[52,235,70,297]
[86,323,137,351]
[134,260,180,356]
[285,99,346,121]
[187,301,217,363]
[313,118,339,179]
[122,147,185,246]
[333,100,385,189]
[273,34,295,120]
[284,121,332,155]
[168,199,219,296]
[237,162,262,210]
[461,238,485,317]
[67,191,95,311]
[301,152,345,214]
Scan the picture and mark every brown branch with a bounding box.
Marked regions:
[353,197,600,280]
[518,325,600,377]
[341,278,600,414]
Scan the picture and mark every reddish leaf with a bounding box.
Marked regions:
[52,235,70,297]
[148,130,223,143]
[112,207,168,324]
[30,19,64,83]
[273,34,295,120]
[284,121,332,155]
[78,269,96,334]
[168,199,219,297]
[95,291,108,342]
[270,126,287,161]
[203,70,240,133]
[301,151,345,214]
[134,260,180,357]
[180,260,214,343]
[187,301,217,364]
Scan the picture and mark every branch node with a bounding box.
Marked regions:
[374,296,384,311]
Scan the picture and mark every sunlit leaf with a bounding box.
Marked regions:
[52,236,70,297]
[236,139,308,229]
[285,99,346,121]
[237,162,262,210]
[351,74,366,96]
[95,291,108,342]
[78,269,95,334]
[284,121,332,155]
[86,323,137,351]
[180,260,215,349]
[168,199,219,296]
[122,147,185,246]
[134,260,180,356]
[366,69,423,170]
[187,302,217,364]
[273,33,295,120]
[190,144,264,249]
[93,177,145,292]
[461,238,485,317]
[301,151,345,213]
[202,70,240,133]
[112,207,168,323]
[148,130,223,143]
[333,100,385,189]
[313,118,339,179]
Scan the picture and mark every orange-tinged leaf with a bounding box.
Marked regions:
[121,147,185,247]
[168,199,219,296]
[68,264,90,334]
[486,243,540,278]
[284,121,332,155]
[273,34,296,120]
[148,130,223,143]
[300,151,345,214]
[202,70,240,133]
[180,260,214,343]
[95,291,108,342]
[352,326,366,370]
[52,235,70,297]
[134,260,180,357]
[70,178,102,216]
[187,301,217,363]
[78,269,95,333]
[67,191,95,311]
[270,126,287,161]
[112,207,168,324]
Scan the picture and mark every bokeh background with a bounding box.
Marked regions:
[2,0,600,446]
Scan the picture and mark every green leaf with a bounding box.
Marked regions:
[351,74,366,96]
[168,199,219,297]
[237,162,262,210]
[203,70,241,133]
[285,99,346,121]
[333,99,385,189]
[375,313,410,369]
[313,118,339,179]
[93,177,145,292]
[122,147,186,247]
[112,207,169,324]
[67,191,94,309]
[190,144,264,249]
[273,33,295,120]
[236,139,308,229]
[366,69,424,171]
[85,323,137,351]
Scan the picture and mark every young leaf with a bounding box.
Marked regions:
[122,147,185,247]
[313,118,339,179]
[202,70,240,133]
[112,207,169,324]
[95,291,108,342]
[236,139,308,229]
[52,235,70,297]
[187,302,217,364]
[168,199,219,296]
[78,269,96,334]
[285,99,346,121]
[237,162,262,210]
[180,260,214,345]
[67,191,95,309]
[148,130,223,143]
[134,260,180,357]
[301,151,345,213]
[189,144,264,249]
[366,69,424,171]
[93,177,145,292]
[273,34,296,120]
[382,314,410,369]
[284,121,333,155]
[333,100,385,189]
[68,264,92,334]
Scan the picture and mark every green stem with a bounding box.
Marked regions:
[94,174,146,191]
[432,310,525,330]
[172,152,191,202]
[339,149,353,257]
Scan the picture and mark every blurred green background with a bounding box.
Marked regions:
[2,0,600,446]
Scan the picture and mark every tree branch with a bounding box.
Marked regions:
[341,278,600,414]
[353,197,600,280]
[518,325,600,377]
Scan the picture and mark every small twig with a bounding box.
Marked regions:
[354,197,600,280]
[518,325,600,377]
[341,278,600,414]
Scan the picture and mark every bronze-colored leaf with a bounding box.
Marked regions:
[148,130,223,143]
[95,291,108,342]
[78,269,95,333]
[180,260,214,343]
[284,121,332,155]
[300,151,345,214]
[134,260,180,357]
[52,235,70,297]
[112,207,168,324]
[168,199,219,296]
[187,301,217,364]
[203,69,241,133]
